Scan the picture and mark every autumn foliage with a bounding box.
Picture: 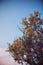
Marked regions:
[7,11,43,65]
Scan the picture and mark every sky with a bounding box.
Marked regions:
[0,0,43,65]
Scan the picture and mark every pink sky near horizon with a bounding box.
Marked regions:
[0,48,21,65]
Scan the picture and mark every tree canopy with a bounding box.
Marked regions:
[7,11,43,65]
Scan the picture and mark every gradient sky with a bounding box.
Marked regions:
[0,0,43,65]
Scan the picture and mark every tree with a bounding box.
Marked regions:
[7,11,43,65]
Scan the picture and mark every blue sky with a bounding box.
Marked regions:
[0,0,43,65]
[0,0,43,49]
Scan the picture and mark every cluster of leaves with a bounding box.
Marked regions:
[7,11,43,65]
